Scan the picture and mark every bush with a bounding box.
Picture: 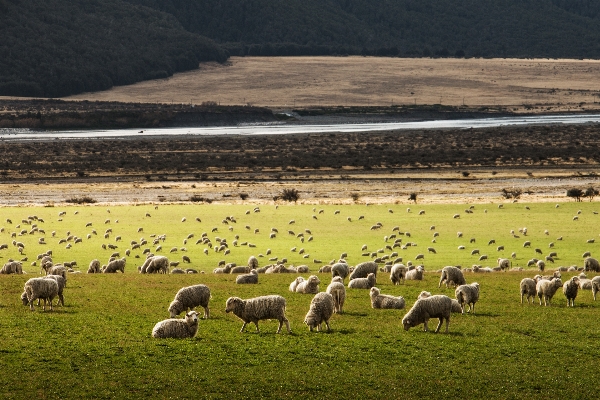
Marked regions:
[408,193,418,204]
[501,188,522,199]
[190,195,213,203]
[567,188,584,202]
[280,188,300,202]
[350,193,360,202]
[239,193,249,200]
[584,187,599,201]
[65,196,96,204]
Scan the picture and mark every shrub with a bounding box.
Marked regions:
[567,188,584,202]
[584,187,599,201]
[190,195,212,203]
[280,188,300,202]
[239,193,249,200]
[501,188,522,199]
[65,196,96,204]
[408,193,418,204]
[350,193,360,202]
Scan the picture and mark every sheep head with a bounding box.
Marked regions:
[225,297,243,314]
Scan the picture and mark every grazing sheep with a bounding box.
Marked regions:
[225,295,291,333]
[168,284,211,318]
[520,278,538,305]
[331,262,349,281]
[370,287,405,309]
[401,295,453,333]
[236,270,259,284]
[390,263,407,285]
[455,282,480,314]
[326,276,346,314]
[471,249,480,255]
[296,275,320,294]
[289,277,305,292]
[497,258,511,272]
[348,272,376,289]
[592,276,600,300]
[563,277,579,307]
[87,259,101,274]
[47,265,67,286]
[145,256,170,274]
[536,278,563,306]
[584,257,600,272]
[248,255,259,269]
[438,266,466,288]
[104,257,126,273]
[583,251,592,258]
[406,265,424,280]
[21,277,59,311]
[152,311,199,339]
[349,261,378,280]
[0,261,22,274]
[182,255,191,263]
[44,275,66,307]
[304,292,335,332]
[536,260,546,272]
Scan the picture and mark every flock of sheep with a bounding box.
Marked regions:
[2,203,600,337]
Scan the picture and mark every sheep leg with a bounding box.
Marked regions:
[204,306,210,319]
[240,322,248,333]
[434,318,444,333]
[253,321,260,333]
[283,318,291,333]
[423,319,429,332]
[324,320,330,332]
[29,299,35,311]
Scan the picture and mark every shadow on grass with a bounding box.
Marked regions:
[340,311,369,317]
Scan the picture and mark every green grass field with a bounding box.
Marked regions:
[1,201,599,399]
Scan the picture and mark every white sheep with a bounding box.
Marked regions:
[304,292,335,332]
[103,257,126,273]
[87,259,101,274]
[370,287,405,309]
[438,266,466,288]
[152,311,200,339]
[520,278,538,305]
[497,258,511,272]
[349,261,378,280]
[536,260,546,272]
[289,277,305,292]
[389,263,407,285]
[402,295,453,333]
[536,278,563,306]
[248,255,259,269]
[295,275,320,294]
[406,265,424,280]
[592,276,600,300]
[326,276,346,314]
[236,270,259,284]
[168,284,211,318]
[225,295,291,333]
[348,272,376,289]
[44,275,66,307]
[21,277,59,311]
[0,261,22,274]
[145,256,170,274]
[455,282,480,314]
[584,257,600,272]
[563,277,579,307]
[331,262,349,281]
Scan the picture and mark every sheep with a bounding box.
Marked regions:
[44,275,66,307]
[0,261,23,274]
[536,260,546,272]
[168,284,211,318]
[171,268,186,274]
[21,277,59,311]
[326,276,346,314]
[406,265,424,280]
[304,292,335,332]
[390,263,407,285]
[295,275,320,294]
[520,278,538,305]
[248,255,259,270]
[563,277,579,307]
[536,278,563,306]
[497,258,511,272]
[370,287,405,309]
[331,262,349,281]
[584,257,600,272]
[236,270,259,284]
[348,273,376,289]
[455,282,480,314]
[145,256,170,274]
[592,276,600,300]
[438,266,466,288]
[87,259,101,274]
[225,295,291,333]
[230,266,250,274]
[471,249,480,255]
[47,265,67,285]
[103,257,126,273]
[289,277,305,292]
[182,255,191,263]
[152,311,200,339]
[401,295,453,333]
[349,261,378,280]
[583,251,592,258]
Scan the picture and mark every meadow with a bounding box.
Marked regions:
[1,201,599,399]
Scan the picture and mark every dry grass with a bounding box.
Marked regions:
[67,56,600,112]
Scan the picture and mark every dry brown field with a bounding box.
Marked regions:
[68,56,600,112]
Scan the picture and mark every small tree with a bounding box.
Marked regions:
[350,193,360,203]
[501,188,522,200]
[567,188,584,202]
[239,193,249,201]
[280,188,300,203]
[584,187,599,202]
[408,193,418,204]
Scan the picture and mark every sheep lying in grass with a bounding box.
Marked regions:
[520,277,539,305]
[390,263,407,285]
[369,287,405,309]
[103,257,126,273]
[295,275,320,294]
[438,266,466,288]
[152,311,199,339]
[21,277,59,311]
[331,262,349,281]
[289,277,305,292]
[455,282,480,314]
[348,272,376,289]
[406,265,424,280]
[326,276,346,314]
[169,284,211,318]
[584,257,600,272]
[0,261,22,274]
[236,270,259,284]
[536,278,563,306]
[402,295,453,333]
[349,261,377,280]
[563,276,579,307]
[225,295,291,333]
[304,292,334,332]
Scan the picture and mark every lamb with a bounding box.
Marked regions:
[87,259,101,273]
[438,266,466,288]
[520,278,538,304]
[562,277,579,307]
[103,257,126,273]
[331,262,349,281]
[592,276,600,300]
[152,311,200,339]
[406,265,424,280]
[168,284,211,318]
[225,295,291,333]
[295,275,320,294]
[21,277,59,311]
[236,270,259,284]
[304,292,335,332]
[348,272,376,289]
[584,257,600,272]
[401,295,453,333]
[497,258,511,272]
[536,278,563,306]
[326,276,346,314]
[455,282,480,314]
[349,261,378,280]
[369,287,405,309]
[389,263,407,285]
[289,277,305,292]
[44,275,66,307]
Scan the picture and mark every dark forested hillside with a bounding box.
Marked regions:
[3,0,600,98]
[0,0,227,97]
